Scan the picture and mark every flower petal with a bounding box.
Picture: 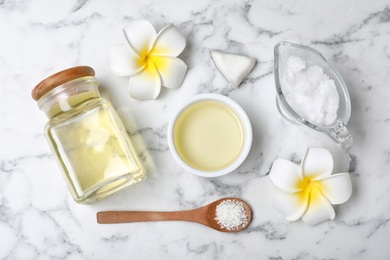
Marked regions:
[316,173,353,205]
[151,56,187,89]
[150,24,186,57]
[129,62,161,100]
[301,147,333,179]
[272,188,310,221]
[108,45,145,76]
[301,183,335,226]
[123,20,156,58]
[269,159,303,193]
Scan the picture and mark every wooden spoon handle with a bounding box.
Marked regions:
[97,208,207,225]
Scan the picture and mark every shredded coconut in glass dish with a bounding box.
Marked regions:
[281,55,340,126]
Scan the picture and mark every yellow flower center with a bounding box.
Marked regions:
[137,47,169,79]
[296,176,325,205]
[139,44,171,72]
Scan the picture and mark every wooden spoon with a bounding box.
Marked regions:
[97,197,252,232]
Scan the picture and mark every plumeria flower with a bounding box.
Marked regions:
[269,147,353,226]
[108,20,187,100]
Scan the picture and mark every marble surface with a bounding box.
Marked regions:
[1,0,390,259]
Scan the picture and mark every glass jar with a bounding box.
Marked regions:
[32,66,147,204]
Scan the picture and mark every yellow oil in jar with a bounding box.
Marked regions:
[46,97,146,203]
[173,100,244,172]
[46,91,99,118]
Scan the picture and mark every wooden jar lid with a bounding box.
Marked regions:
[32,66,95,101]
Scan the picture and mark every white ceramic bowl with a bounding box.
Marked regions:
[168,94,252,177]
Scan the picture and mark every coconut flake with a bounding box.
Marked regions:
[211,51,256,87]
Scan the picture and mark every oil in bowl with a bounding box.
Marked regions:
[168,94,252,177]
[174,100,244,171]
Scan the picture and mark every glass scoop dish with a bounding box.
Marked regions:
[274,41,353,149]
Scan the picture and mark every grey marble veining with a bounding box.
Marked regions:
[1,0,390,259]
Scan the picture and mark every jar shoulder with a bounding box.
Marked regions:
[44,97,115,131]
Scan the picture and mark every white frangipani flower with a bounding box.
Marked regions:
[108,20,187,100]
[269,147,353,226]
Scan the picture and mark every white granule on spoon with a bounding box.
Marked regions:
[215,200,248,230]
